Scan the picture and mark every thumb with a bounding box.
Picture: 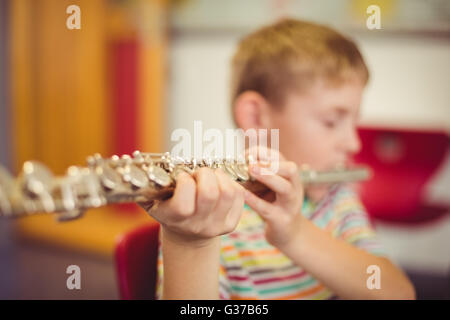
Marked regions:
[137,200,160,215]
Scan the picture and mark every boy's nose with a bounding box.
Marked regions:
[345,127,362,155]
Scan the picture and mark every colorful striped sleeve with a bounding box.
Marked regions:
[155,242,163,300]
[219,263,231,300]
[332,185,388,257]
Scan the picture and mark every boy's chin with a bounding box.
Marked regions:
[305,185,333,203]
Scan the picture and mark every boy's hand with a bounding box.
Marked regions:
[244,149,305,251]
[138,167,245,248]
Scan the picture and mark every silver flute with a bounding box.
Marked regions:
[0,151,371,221]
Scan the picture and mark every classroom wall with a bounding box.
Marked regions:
[167,33,450,144]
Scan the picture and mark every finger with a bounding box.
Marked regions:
[193,167,220,218]
[246,146,285,164]
[224,183,245,233]
[251,160,292,176]
[213,168,240,223]
[166,171,196,218]
[248,164,295,202]
[244,188,277,221]
[272,161,301,189]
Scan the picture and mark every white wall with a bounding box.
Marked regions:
[356,34,450,130]
[167,33,450,145]
[166,35,239,142]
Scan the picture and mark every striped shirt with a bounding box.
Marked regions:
[155,183,387,300]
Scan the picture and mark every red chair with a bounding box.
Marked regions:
[353,127,449,224]
[115,222,161,300]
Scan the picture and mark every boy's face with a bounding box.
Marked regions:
[268,79,364,172]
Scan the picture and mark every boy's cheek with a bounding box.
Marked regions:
[285,139,336,170]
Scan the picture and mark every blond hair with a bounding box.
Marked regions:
[230,18,369,109]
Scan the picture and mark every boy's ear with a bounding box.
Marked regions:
[233,91,272,130]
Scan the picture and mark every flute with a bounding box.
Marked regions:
[0,151,371,221]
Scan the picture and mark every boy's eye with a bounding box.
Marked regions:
[322,119,338,128]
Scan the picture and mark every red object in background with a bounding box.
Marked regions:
[353,127,449,224]
[110,39,139,157]
[110,39,140,214]
[115,222,160,300]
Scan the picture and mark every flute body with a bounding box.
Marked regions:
[0,151,371,221]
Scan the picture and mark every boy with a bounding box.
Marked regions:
[142,18,415,299]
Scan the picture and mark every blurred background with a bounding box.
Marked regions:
[0,0,449,299]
